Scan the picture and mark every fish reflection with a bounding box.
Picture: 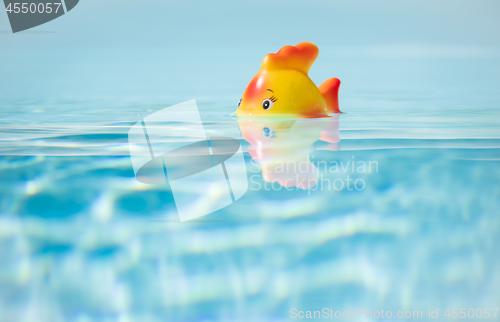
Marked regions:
[237,115,340,189]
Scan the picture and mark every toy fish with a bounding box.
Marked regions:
[235,42,341,118]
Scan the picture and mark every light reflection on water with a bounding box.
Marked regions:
[0,100,499,322]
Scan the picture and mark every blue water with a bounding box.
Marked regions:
[2,1,500,320]
[1,87,500,321]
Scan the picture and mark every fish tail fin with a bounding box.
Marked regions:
[319,78,341,113]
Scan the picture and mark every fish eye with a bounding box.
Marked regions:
[262,99,273,110]
[262,127,274,138]
[238,98,242,107]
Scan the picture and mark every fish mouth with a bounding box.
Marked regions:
[234,107,255,117]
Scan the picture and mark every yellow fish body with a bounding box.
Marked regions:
[235,42,341,118]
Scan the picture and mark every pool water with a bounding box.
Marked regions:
[1,44,500,322]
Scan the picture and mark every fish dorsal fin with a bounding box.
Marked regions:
[261,42,319,75]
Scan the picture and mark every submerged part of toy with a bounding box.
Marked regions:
[235,42,341,118]
[237,115,341,189]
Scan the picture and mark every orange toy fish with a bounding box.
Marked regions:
[235,42,341,118]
